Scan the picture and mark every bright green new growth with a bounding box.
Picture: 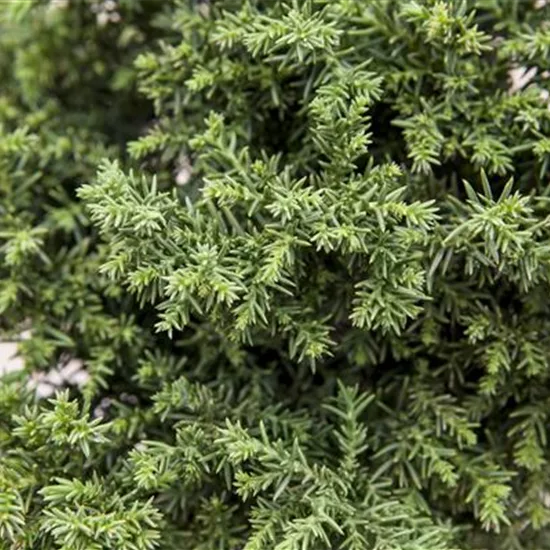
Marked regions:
[2,0,550,549]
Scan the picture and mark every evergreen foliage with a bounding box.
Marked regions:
[3,0,550,548]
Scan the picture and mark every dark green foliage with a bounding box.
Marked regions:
[3,0,550,549]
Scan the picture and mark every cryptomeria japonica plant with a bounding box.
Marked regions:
[2,0,550,549]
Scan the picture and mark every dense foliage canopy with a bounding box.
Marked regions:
[2,1,550,549]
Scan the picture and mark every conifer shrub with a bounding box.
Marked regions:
[3,0,550,548]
